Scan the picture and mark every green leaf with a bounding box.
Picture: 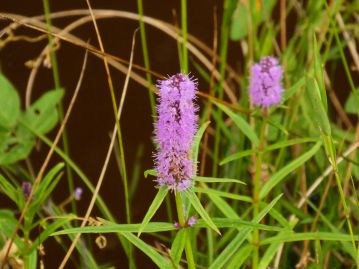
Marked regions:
[120,232,170,268]
[283,77,305,101]
[183,190,220,234]
[144,169,157,178]
[209,194,282,268]
[195,218,283,232]
[0,174,18,203]
[221,138,317,165]
[344,88,359,115]
[230,3,249,40]
[210,194,239,218]
[260,141,322,199]
[313,35,327,111]
[0,135,35,165]
[194,176,245,185]
[258,218,297,269]
[305,76,331,135]
[26,215,79,254]
[137,186,169,236]
[212,101,259,146]
[194,187,252,202]
[220,149,254,165]
[260,232,359,245]
[171,229,186,265]
[226,244,253,269]
[192,121,210,164]
[53,222,176,236]
[22,89,64,134]
[27,163,64,221]
[0,73,20,129]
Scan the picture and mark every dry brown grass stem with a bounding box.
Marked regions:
[336,13,359,73]
[0,9,238,103]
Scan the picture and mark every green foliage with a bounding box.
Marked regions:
[0,73,64,165]
[0,74,20,130]
[0,0,358,268]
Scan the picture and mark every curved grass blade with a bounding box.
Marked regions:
[171,229,186,265]
[209,194,282,268]
[220,149,254,165]
[26,215,76,254]
[121,231,170,268]
[221,138,317,165]
[194,187,252,202]
[305,76,331,135]
[183,190,220,234]
[194,176,245,184]
[211,101,259,146]
[138,186,169,237]
[283,77,305,101]
[260,232,359,245]
[209,194,238,218]
[260,141,322,199]
[195,218,283,232]
[144,169,157,178]
[192,121,211,164]
[53,222,176,235]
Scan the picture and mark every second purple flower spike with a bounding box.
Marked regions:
[154,73,198,192]
[249,56,284,108]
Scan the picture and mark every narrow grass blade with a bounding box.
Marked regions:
[209,194,239,218]
[53,222,176,235]
[194,176,245,184]
[195,218,284,232]
[260,141,322,199]
[313,35,327,111]
[212,101,259,146]
[209,194,282,268]
[305,76,331,135]
[220,149,254,165]
[171,229,187,265]
[183,190,220,234]
[192,121,210,164]
[194,187,252,202]
[138,186,169,237]
[121,231,170,268]
[221,138,317,165]
[260,232,359,245]
[283,77,305,101]
[226,244,253,269]
[144,169,157,178]
[27,216,76,254]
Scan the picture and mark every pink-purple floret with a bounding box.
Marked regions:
[154,73,198,192]
[249,56,284,107]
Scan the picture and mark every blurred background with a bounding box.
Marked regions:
[0,0,356,267]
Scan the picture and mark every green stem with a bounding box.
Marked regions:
[212,0,234,177]
[42,0,76,216]
[252,112,267,269]
[175,192,195,269]
[136,0,156,117]
[181,0,188,73]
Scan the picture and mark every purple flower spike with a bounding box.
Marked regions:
[154,73,198,192]
[249,56,284,107]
